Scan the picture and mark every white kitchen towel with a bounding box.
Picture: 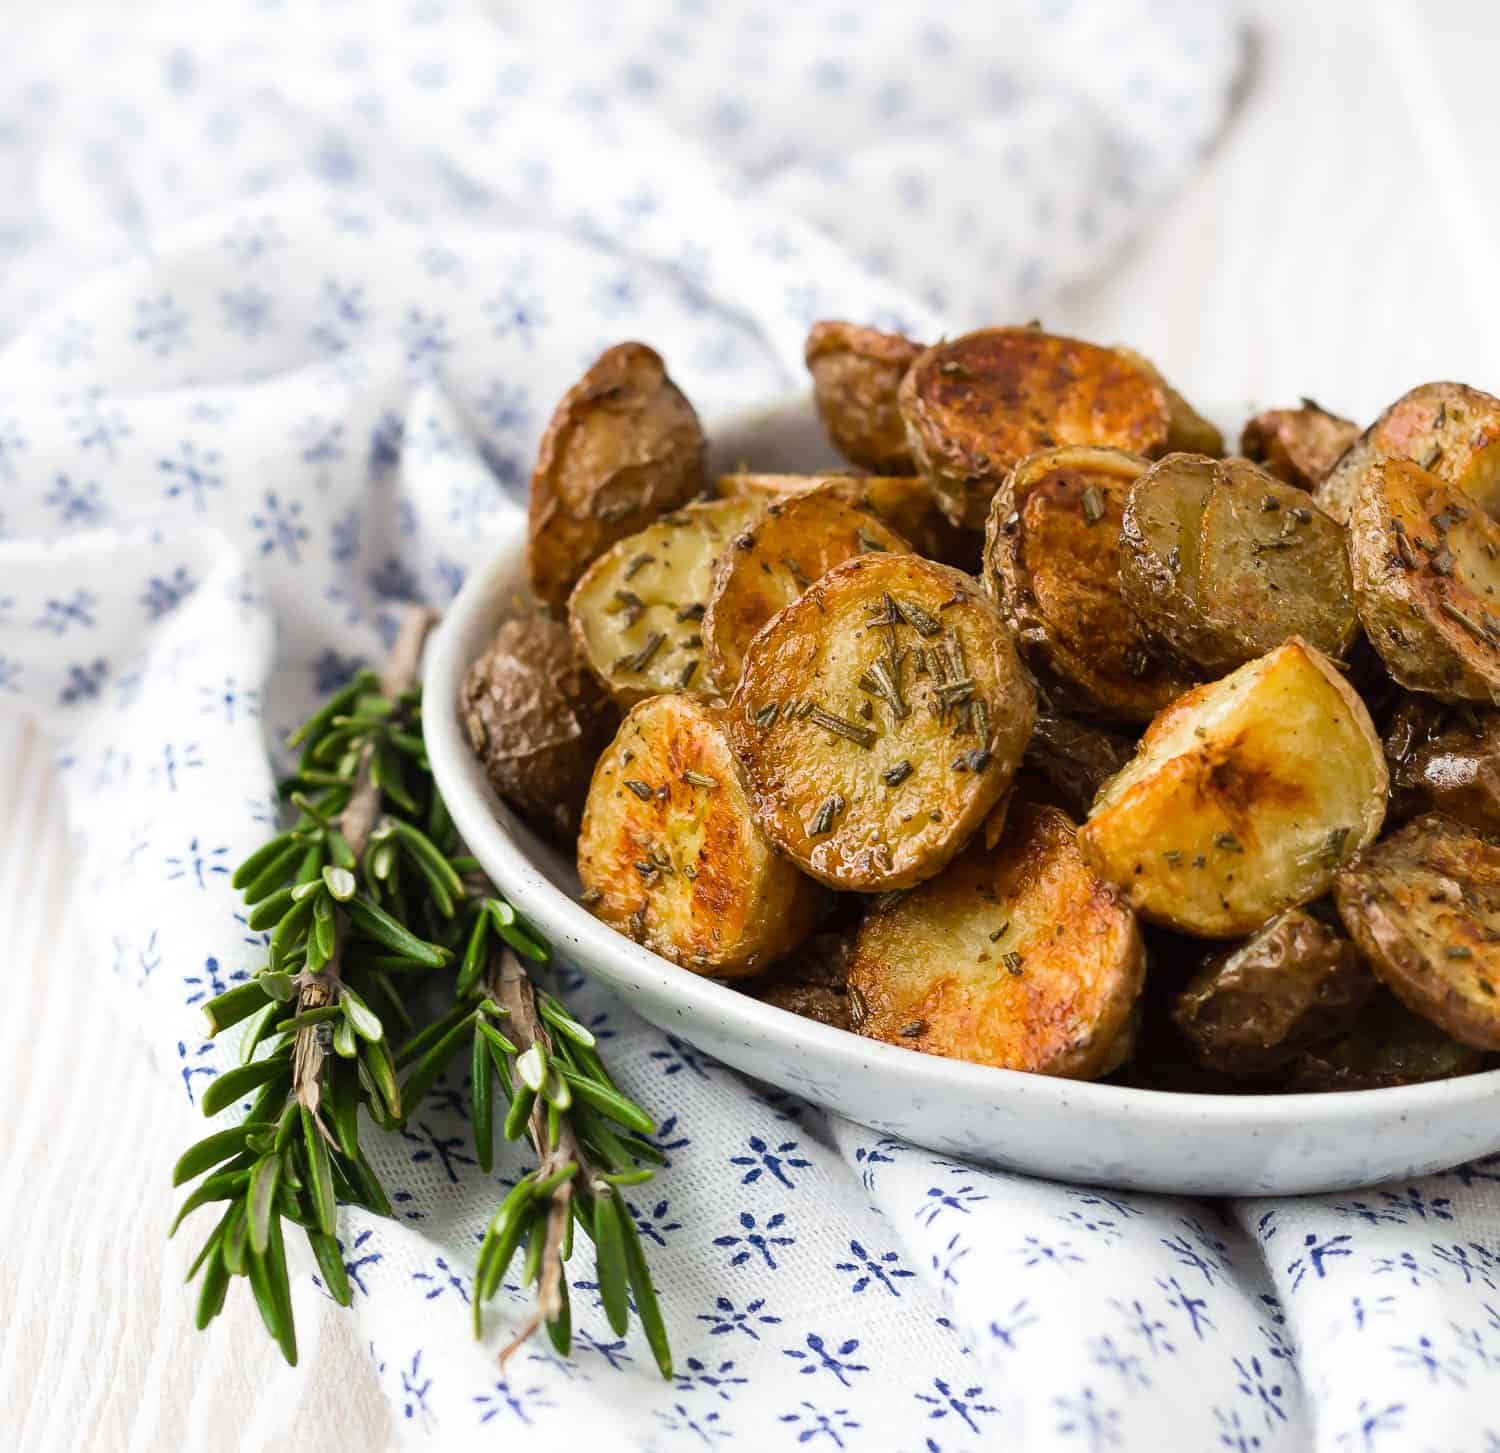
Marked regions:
[5,2,1500,1451]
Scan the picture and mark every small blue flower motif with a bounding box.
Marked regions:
[1054,1386,1119,1450]
[147,741,204,793]
[219,284,275,338]
[650,1034,714,1080]
[141,567,197,619]
[784,1333,869,1387]
[917,1378,1000,1437]
[1013,1234,1085,1270]
[696,1295,782,1341]
[575,1330,632,1371]
[1332,1199,1407,1226]
[989,1298,1040,1351]
[473,1379,554,1427]
[310,280,370,354]
[645,1113,691,1166]
[198,676,260,724]
[368,555,421,601]
[1213,1406,1263,1453]
[1447,1154,1500,1188]
[833,1238,913,1296]
[715,1211,795,1269]
[1287,1232,1353,1289]
[674,1356,748,1403]
[1233,1355,1288,1428]
[46,473,106,524]
[412,1256,470,1304]
[164,837,231,889]
[932,1233,971,1287]
[311,1229,382,1298]
[59,658,109,705]
[313,648,365,694]
[298,415,347,468]
[401,1121,476,1183]
[176,1040,217,1103]
[730,1135,812,1189]
[34,589,98,635]
[487,288,547,349]
[917,1183,988,1226]
[69,392,132,456]
[399,1351,433,1426]
[1090,1334,1150,1393]
[1156,1275,1214,1340]
[475,378,532,438]
[132,293,191,357]
[1108,1298,1175,1359]
[1349,1293,1397,1331]
[627,1198,683,1248]
[1336,1400,1406,1451]
[399,308,453,371]
[251,491,309,562]
[368,412,404,478]
[181,954,247,1006]
[655,1403,731,1444]
[223,215,285,268]
[778,1401,860,1448]
[852,1141,897,1190]
[1161,1216,1232,1283]
[1391,1332,1465,1386]
[159,442,224,511]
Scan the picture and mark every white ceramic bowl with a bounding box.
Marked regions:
[424,395,1500,1195]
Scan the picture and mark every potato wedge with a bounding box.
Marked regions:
[846,801,1145,1077]
[1288,991,1487,1090]
[1348,456,1500,703]
[568,498,761,707]
[460,616,619,841]
[1170,908,1373,1076]
[1240,399,1359,491]
[1334,813,1500,1050]
[528,342,706,610]
[1314,381,1500,526]
[985,445,1194,721]
[577,693,822,976]
[714,471,973,566]
[1114,345,1224,456]
[899,327,1173,530]
[1079,638,1388,937]
[1120,452,1356,673]
[805,320,923,474]
[725,551,1036,892]
[703,486,910,693]
[1386,700,1500,832]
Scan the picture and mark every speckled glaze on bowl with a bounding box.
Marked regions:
[423,394,1500,1195]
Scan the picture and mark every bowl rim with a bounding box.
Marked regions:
[425,421,1500,1138]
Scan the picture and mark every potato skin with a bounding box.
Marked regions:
[726,552,1036,892]
[1079,638,1389,937]
[1334,813,1500,1050]
[805,321,923,474]
[1386,701,1500,833]
[1348,455,1500,703]
[460,617,619,842]
[1170,909,1373,1076]
[568,498,761,707]
[846,801,1145,1078]
[1240,400,1359,490]
[577,693,822,976]
[1287,990,1488,1090]
[985,445,1194,722]
[528,342,706,610]
[703,486,909,694]
[899,328,1172,530]
[1314,381,1500,526]
[1021,715,1137,821]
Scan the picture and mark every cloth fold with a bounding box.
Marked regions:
[5,2,1499,1449]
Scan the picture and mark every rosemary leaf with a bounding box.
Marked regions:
[307,1229,352,1307]
[472,1029,495,1174]
[172,1126,253,1188]
[201,1057,290,1118]
[590,1191,631,1336]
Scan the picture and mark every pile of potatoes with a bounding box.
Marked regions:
[460,324,1500,1091]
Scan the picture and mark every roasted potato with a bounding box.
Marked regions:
[1079,638,1388,937]
[985,445,1194,722]
[1385,699,1500,832]
[725,551,1036,892]
[846,801,1145,1078]
[1020,715,1138,822]
[805,320,923,474]
[714,471,974,566]
[528,342,706,610]
[460,616,618,841]
[898,327,1174,530]
[1288,990,1487,1090]
[703,485,910,693]
[1114,345,1224,456]
[1119,452,1357,673]
[1335,813,1500,1050]
[745,923,857,1030]
[577,692,822,976]
[1170,908,1373,1076]
[1348,456,1500,703]
[1240,399,1360,491]
[568,498,761,707]
[1314,381,1500,526]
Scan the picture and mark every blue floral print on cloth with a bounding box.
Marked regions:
[5,2,1500,1450]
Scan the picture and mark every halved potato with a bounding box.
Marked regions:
[1314,381,1500,526]
[714,471,973,566]
[1240,399,1359,490]
[1170,908,1373,1076]
[1114,345,1224,456]
[898,327,1173,530]
[805,320,924,474]
[725,551,1036,892]
[846,801,1145,1078]
[1387,699,1500,832]
[1078,638,1388,937]
[568,498,761,707]
[577,693,822,976]
[1335,813,1500,1050]
[528,342,706,610]
[1288,990,1488,1090]
[703,485,910,693]
[985,445,1194,722]
[1348,456,1500,703]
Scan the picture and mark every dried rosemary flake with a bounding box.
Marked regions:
[1080,484,1106,524]
[1215,832,1244,853]
[623,779,654,801]
[782,557,812,588]
[988,921,1010,942]
[1290,506,1312,524]
[893,597,943,637]
[1164,850,1183,868]
[752,702,780,729]
[1440,599,1499,645]
[807,705,878,749]
[1434,402,1448,430]
[847,985,869,1022]
[614,632,666,673]
[809,794,845,837]
[898,1020,926,1038]
[579,888,603,907]
[596,498,639,522]
[682,769,719,789]
[883,760,913,787]
[1446,945,1474,960]
[1395,531,1420,570]
[1260,495,1281,513]
[1124,646,1151,679]
[675,601,706,622]
[624,552,656,580]
[856,530,887,553]
[1002,951,1025,976]
[607,590,646,627]
[676,659,699,689]
[858,657,910,721]
[939,593,965,611]
[1420,443,1444,470]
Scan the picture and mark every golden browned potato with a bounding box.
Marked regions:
[1348,456,1500,703]
[528,342,706,610]
[1079,638,1388,937]
[702,486,909,693]
[1170,908,1373,1076]
[725,552,1036,892]
[846,801,1144,1077]
[1020,715,1137,821]
[577,693,822,976]
[460,616,618,841]
[568,498,761,707]
[1119,453,1357,673]
[1240,399,1360,490]
[1386,700,1500,832]
[1288,991,1488,1090]
[1314,381,1500,526]
[898,327,1173,530]
[805,320,924,474]
[1335,813,1500,1050]
[1114,345,1224,456]
[985,445,1194,722]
